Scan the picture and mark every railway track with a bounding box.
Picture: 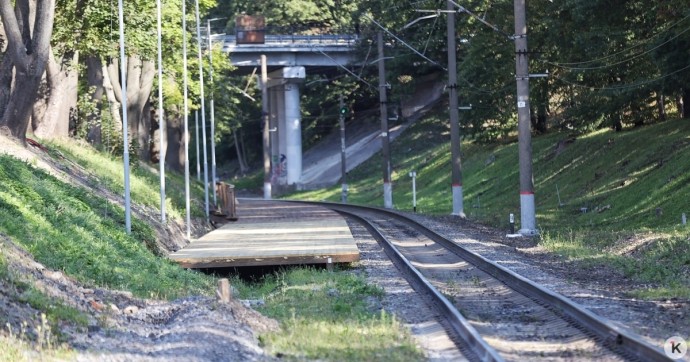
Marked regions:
[302,201,670,362]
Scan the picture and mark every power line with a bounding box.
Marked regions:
[312,48,376,89]
[552,62,690,91]
[421,14,441,56]
[364,14,446,70]
[544,13,690,67]
[448,0,513,41]
[541,25,690,71]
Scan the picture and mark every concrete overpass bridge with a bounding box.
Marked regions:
[216,34,357,70]
[212,33,358,189]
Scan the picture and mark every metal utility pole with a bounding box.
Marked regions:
[156,0,166,223]
[117,0,131,234]
[261,55,271,199]
[513,0,537,235]
[377,31,393,209]
[447,0,465,217]
[207,20,218,205]
[195,110,200,181]
[194,0,209,220]
[181,0,191,239]
[339,95,347,203]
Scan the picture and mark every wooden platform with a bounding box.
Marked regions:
[169,199,359,268]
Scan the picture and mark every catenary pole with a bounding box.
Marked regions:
[207,20,218,205]
[194,0,209,220]
[447,0,465,217]
[513,0,537,235]
[117,0,131,234]
[339,94,347,203]
[261,55,271,199]
[156,0,166,223]
[377,31,393,209]
[182,0,191,239]
[195,110,200,180]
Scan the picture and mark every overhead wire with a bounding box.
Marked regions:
[421,13,441,56]
[312,47,376,90]
[541,24,690,71]
[552,62,690,91]
[363,14,447,70]
[543,13,690,66]
[447,0,513,41]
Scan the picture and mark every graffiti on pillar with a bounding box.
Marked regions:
[272,154,287,184]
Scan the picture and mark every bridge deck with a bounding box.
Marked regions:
[169,199,359,268]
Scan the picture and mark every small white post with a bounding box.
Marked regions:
[409,171,417,213]
[683,213,687,225]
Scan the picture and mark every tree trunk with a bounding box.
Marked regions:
[0,56,13,119]
[32,48,78,139]
[536,103,548,134]
[86,55,105,145]
[2,71,45,140]
[233,128,249,173]
[239,127,250,171]
[150,105,161,163]
[676,95,684,119]
[103,59,122,134]
[0,0,56,143]
[141,99,152,159]
[682,88,690,119]
[108,55,156,160]
[31,72,49,134]
[633,104,645,128]
[165,105,184,172]
[612,112,623,132]
[657,92,666,122]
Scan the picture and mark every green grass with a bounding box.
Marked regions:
[0,334,74,362]
[286,117,690,299]
[50,140,206,219]
[230,168,264,191]
[1,245,85,356]
[17,287,89,327]
[0,154,214,299]
[233,267,423,361]
[0,251,8,280]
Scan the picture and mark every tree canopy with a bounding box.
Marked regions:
[0,0,687,168]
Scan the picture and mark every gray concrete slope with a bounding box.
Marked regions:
[299,75,446,190]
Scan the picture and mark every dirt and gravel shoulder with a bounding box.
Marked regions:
[0,235,278,361]
[0,135,278,361]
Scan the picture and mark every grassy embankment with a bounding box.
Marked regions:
[289,114,690,299]
[0,140,421,360]
[231,268,422,360]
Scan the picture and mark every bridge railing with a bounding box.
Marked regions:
[212,33,358,47]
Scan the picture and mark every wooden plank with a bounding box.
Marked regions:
[169,199,359,268]
[173,253,360,269]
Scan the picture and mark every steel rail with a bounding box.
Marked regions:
[297,201,670,362]
[340,210,503,362]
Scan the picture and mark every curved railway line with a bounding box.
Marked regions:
[299,201,670,362]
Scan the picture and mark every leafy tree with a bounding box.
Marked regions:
[0,0,56,144]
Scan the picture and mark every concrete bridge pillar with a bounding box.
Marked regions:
[268,66,305,186]
[277,85,287,185]
[284,82,302,185]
